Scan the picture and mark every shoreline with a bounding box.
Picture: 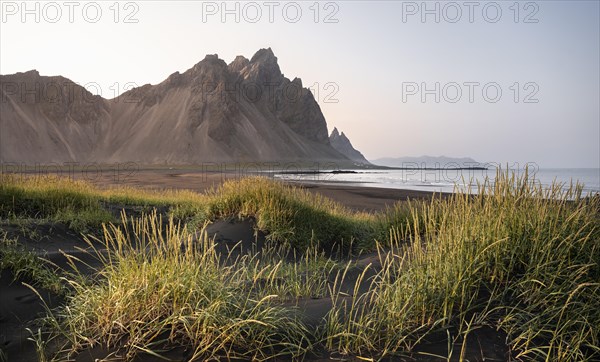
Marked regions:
[5,168,597,210]
[4,166,598,199]
[3,169,444,212]
[288,180,450,212]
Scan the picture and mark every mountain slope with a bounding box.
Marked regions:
[329,128,370,165]
[1,49,353,165]
[0,70,110,163]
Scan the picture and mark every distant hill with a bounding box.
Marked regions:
[329,128,370,165]
[370,156,481,168]
[0,48,357,165]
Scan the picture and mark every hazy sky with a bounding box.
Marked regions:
[1,0,599,167]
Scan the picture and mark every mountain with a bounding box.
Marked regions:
[329,128,370,165]
[0,70,110,164]
[371,156,481,168]
[0,48,355,165]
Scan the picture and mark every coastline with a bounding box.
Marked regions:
[288,181,449,212]
[42,168,445,212]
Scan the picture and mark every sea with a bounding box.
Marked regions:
[273,168,600,196]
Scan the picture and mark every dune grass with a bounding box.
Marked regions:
[1,171,599,360]
[204,177,376,250]
[0,174,379,251]
[51,212,327,361]
[0,175,113,233]
[0,233,62,293]
[324,170,600,360]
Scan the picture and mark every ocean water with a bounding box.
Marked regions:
[274,168,600,195]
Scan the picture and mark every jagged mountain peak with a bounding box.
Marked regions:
[250,47,277,64]
[195,54,228,69]
[329,128,370,165]
[330,127,349,140]
[1,48,359,164]
[229,55,250,73]
[245,48,282,82]
[203,53,220,61]
[186,54,228,78]
[19,69,40,77]
[291,77,303,87]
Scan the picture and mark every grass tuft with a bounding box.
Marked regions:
[56,212,318,360]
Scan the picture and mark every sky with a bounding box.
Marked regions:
[1,0,599,168]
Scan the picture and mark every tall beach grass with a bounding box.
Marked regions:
[1,170,599,360]
[324,170,600,360]
[53,212,326,360]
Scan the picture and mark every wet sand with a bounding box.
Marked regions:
[293,182,448,212]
